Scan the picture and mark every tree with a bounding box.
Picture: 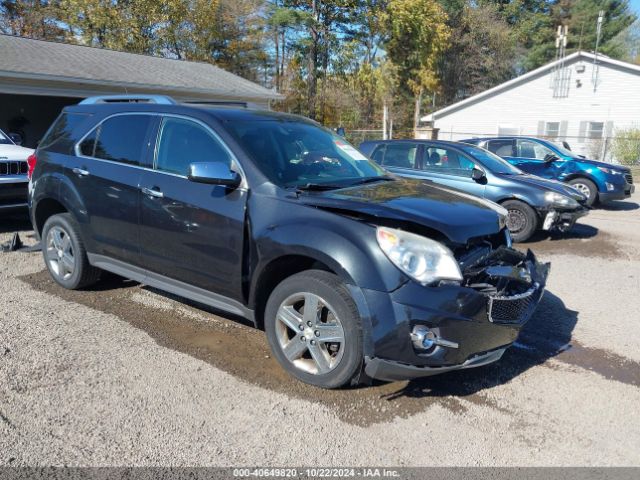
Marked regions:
[386,0,450,129]
[437,2,517,105]
[0,0,65,38]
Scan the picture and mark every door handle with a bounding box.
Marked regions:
[141,187,164,198]
[72,167,90,177]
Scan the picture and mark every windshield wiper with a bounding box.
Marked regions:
[295,183,347,191]
[348,175,395,186]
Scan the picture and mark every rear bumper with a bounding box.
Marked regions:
[361,249,549,381]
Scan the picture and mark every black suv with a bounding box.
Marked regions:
[29,96,549,388]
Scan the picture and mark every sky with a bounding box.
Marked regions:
[632,0,640,15]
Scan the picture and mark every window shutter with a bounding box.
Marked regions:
[578,121,587,143]
[537,121,545,136]
[559,121,568,139]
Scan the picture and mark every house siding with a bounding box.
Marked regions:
[431,54,640,161]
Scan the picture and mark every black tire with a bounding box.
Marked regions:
[264,270,363,389]
[41,213,101,290]
[567,178,597,206]
[502,199,538,242]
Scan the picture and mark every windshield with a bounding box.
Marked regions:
[0,129,13,145]
[224,119,387,188]
[457,144,523,175]
[549,141,577,158]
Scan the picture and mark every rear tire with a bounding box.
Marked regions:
[264,270,363,389]
[42,213,101,290]
[567,178,597,206]
[502,199,538,242]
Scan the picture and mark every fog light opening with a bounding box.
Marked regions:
[410,326,459,351]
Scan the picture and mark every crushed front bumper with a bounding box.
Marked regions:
[362,248,549,381]
[541,206,589,231]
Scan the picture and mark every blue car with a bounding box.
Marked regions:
[460,136,635,206]
[359,139,588,242]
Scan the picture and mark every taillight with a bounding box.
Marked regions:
[27,153,37,180]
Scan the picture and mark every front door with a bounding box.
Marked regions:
[139,116,247,301]
[71,113,156,265]
[419,144,486,198]
[509,139,559,179]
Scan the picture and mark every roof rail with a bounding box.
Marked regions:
[79,95,177,105]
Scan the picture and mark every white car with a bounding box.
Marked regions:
[0,128,34,211]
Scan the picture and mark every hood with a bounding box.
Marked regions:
[297,178,507,244]
[0,144,34,161]
[503,173,587,202]
[567,156,630,173]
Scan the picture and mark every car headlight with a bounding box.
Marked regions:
[376,227,462,285]
[597,166,622,175]
[544,191,579,208]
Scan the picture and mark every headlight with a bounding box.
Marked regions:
[376,227,462,285]
[597,167,622,175]
[544,191,579,208]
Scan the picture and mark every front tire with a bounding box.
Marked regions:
[502,199,538,242]
[567,178,597,206]
[264,270,363,389]
[42,213,101,290]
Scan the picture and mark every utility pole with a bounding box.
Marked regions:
[593,10,604,92]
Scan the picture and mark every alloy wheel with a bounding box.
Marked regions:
[45,226,75,281]
[275,292,345,375]
[572,182,591,198]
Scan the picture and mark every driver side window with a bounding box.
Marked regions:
[156,117,232,176]
[422,146,476,177]
[516,139,554,160]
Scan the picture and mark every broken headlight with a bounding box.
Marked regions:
[544,191,579,208]
[376,227,462,285]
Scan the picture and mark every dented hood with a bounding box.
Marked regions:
[298,178,507,244]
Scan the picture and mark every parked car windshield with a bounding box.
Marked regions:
[224,119,387,188]
[0,129,13,145]
[458,144,523,175]
[548,141,577,158]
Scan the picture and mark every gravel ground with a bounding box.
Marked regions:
[1,193,640,467]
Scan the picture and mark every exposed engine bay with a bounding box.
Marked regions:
[458,245,549,297]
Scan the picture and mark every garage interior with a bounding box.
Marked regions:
[1,93,78,148]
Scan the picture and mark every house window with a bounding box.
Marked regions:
[587,122,604,139]
[545,122,560,138]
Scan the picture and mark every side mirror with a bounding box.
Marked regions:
[188,162,241,188]
[335,127,346,137]
[544,153,559,163]
[471,167,486,182]
[8,133,23,146]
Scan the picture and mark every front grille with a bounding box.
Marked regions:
[0,161,28,176]
[624,173,633,185]
[487,283,539,324]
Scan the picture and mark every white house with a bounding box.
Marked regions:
[422,51,640,161]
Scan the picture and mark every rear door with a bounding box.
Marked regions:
[138,115,247,301]
[71,113,156,265]
[371,142,423,178]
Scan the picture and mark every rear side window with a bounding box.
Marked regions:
[40,113,91,154]
[79,115,152,166]
[155,117,232,176]
[487,140,514,157]
[380,143,418,169]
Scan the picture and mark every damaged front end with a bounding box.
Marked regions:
[459,246,550,325]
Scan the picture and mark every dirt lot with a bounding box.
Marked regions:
[1,193,640,467]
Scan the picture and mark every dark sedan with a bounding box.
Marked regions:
[360,139,588,242]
